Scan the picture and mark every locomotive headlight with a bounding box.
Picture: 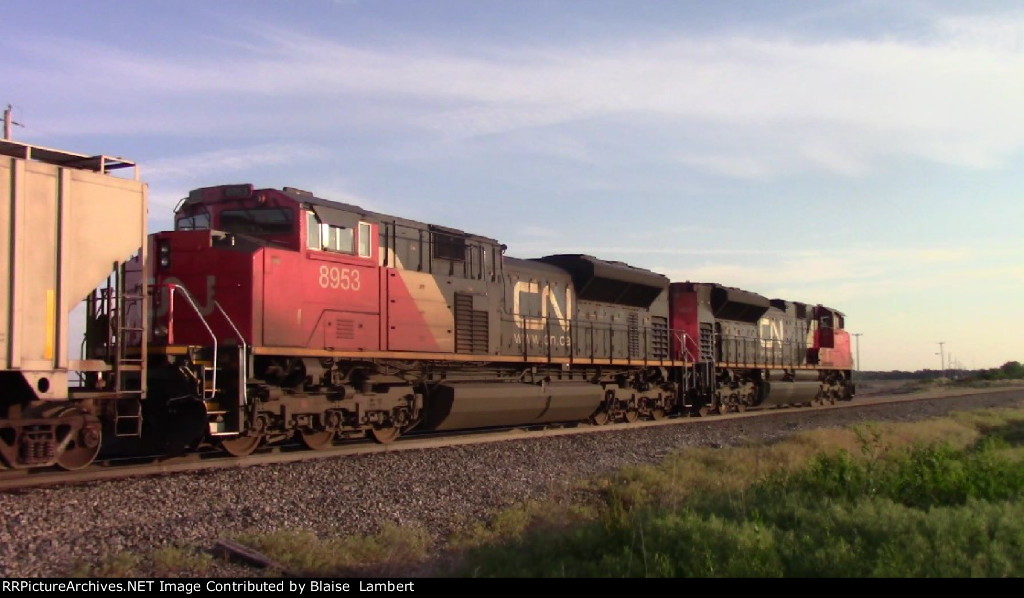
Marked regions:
[157,241,171,269]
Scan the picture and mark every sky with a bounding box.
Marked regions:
[3,0,1022,372]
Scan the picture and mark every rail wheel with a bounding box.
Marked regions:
[736,402,747,414]
[590,410,610,425]
[651,408,666,421]
[623,409,639,423]
[370,425,401,445]
[55,409,102,471]
[299,429,335,450]
[220,435,261,457]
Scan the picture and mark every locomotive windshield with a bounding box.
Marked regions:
[219,208,293,235]
[175,210,210,231]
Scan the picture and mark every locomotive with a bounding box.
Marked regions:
[0,140,853,470]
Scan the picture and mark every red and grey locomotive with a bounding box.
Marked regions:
[130,183,854,457]
[0,140,853,471]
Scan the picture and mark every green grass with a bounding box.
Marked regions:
[71,401,1024,578]
[450,407,1024,577]
[70,546,215,577]
[232,524,432,577]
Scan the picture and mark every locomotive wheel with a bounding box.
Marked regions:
[299,429,335,450]
[736,402,747,414]
[624,410,639,423]
[220,435,261,457]
[57,444,99,471]
[590,411,610,426]
[651,408,666,421]
[55,409,102,471]
[370,426,401,445]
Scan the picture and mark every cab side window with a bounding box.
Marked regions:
[306,211,321,249]
[306,210,369,257]
[358,222,372,257]
[322,224,355,253]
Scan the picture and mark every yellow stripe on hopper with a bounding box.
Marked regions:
[45,289,55,360]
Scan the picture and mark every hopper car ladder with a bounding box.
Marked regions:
[83,262,148,437]
[113,262,146,436]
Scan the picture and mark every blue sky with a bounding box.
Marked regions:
[4,1,1022,372]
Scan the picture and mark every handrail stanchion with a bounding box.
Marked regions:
[152,282,249,434]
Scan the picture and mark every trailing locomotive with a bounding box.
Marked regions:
[0,141,853,471]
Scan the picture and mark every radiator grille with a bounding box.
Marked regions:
[651,316,669,359]
[455,293,489,353]
[700,322,714,361]
[628,312,640,357]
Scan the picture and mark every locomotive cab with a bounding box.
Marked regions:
[808,305,853,370]
[174,184,298,249]
[147,184,425,454]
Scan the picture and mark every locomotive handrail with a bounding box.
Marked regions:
[160,282,219,401]
[211,300,249,414]
[673,330,713,397]
[153,282,249,433]
[676,331,701,364]
[715,332,808,369]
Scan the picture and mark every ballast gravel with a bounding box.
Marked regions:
[1,388,1021,578]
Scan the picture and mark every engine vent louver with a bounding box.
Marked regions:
[699,322,714,362]
[455,293,489,354]
[651,316,669,359]
[335,319,355,340]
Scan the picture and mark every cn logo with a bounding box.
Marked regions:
[512,281,573,331]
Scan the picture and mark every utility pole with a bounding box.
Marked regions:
[4,105,23,140]
[936,342,946,379]
[852,333,862,375]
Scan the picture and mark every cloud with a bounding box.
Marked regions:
[145,143,329,183]
[673,152,776,179]
[517,243,999,304]
[5,9,1024,177]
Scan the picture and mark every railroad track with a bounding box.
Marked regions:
[1,385,1019,492]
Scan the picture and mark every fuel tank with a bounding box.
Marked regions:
[759,371,821,406]
[420,381,604,431]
